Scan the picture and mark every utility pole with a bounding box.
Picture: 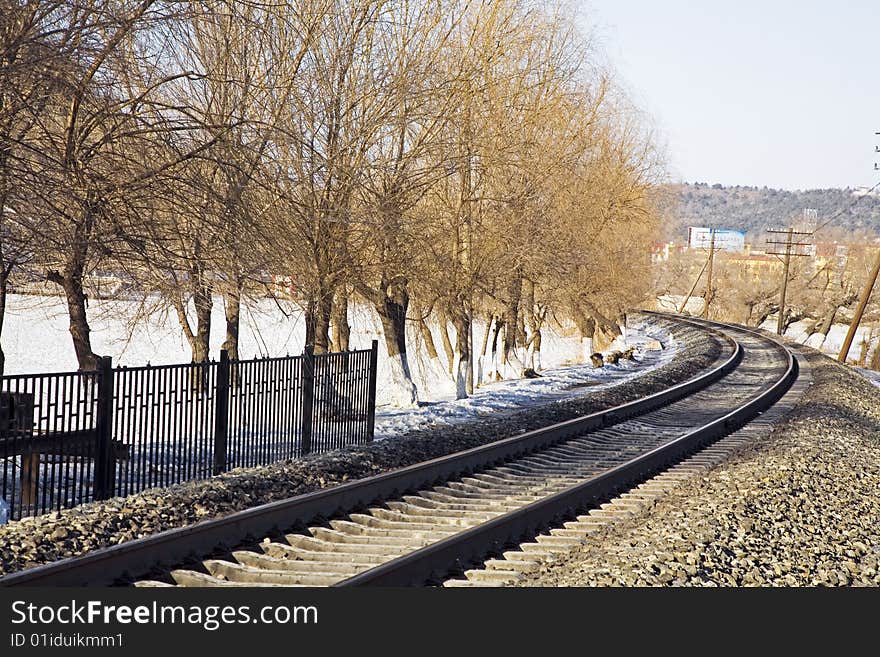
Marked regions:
[766,226,812,336]
[702,228,716,319]
[838,246,880,363]
[776,227,793,336]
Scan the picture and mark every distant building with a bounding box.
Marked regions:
[651,242,687,263]
[724,252,783,278]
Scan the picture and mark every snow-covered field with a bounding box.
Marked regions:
[4,293,655,408]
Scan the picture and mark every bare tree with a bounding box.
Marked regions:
[14,1,217,369]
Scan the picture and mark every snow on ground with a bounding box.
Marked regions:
[1,301,677,516]
[755,317,880,390]
[759,318,877,362]
[854,367,880,388]
[756,317,880,388]
[374,317,677,439]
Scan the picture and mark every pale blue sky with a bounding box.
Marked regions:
[583,1,879,191]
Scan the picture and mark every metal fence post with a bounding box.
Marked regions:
[300,345,315,456]
[366,339,378,442]
[94,356,115,500]
[213,350,230,475]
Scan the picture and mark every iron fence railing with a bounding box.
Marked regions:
[0,342,378,520]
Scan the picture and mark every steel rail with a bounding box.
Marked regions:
[0,316,741,587]
[338,316,797,585]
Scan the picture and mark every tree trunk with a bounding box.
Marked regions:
[517,311,528,352]
[0,268,8,377]
[192,283,212,363]
[781,308,803,335]
[452,309,471,399]
[583,302,621,352]
[870,329,880,371]
[480,316,492,358]
[373,283,418,407]
[46,228,99,372]
[314,292,332,355]
[858,330,872,366]
[222,287,241,361]
[171,286,212,367]
[331,287,350,352]
[576,313,595,364]
[418,316,439,360]
[816,305,837,343]
[523,280,541,370]
[304,298,316,349]
[304,287,333,354]
[475,315,493,386]
[438,311,455,374]
[530,328,543,370]
[61,273,99,371]
[489,316,503,379]
[501,275,523,376]
[752,303,775,328]
[417,311,450,385]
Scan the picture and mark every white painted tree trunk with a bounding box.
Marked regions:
[452,350,468,399]
[426,355,450,383]
[581,337,593,363]
[491,347,502,381]
[529,341,542,370]
[501,348,525,380]
[387,351,419,407]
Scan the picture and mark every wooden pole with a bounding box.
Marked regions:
[837,247,880,363]
[702,229,716,319]
[776,227,793,336]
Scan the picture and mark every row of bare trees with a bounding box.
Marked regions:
[1,0,663,403]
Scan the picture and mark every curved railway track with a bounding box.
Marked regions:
[0,314,798,588]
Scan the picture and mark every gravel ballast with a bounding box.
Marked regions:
[0,315,723,577]
[515,344,880,587]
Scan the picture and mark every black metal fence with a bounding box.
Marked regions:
[0,342,378,520]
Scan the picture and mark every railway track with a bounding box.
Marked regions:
[0,314,798,588]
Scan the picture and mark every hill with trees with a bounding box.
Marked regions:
[664,183,880,241]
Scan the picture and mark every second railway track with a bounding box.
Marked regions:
[0,314,798,587]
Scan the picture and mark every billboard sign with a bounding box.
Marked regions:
[687,227,746,252]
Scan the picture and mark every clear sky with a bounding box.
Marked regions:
[583,0,879,191]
